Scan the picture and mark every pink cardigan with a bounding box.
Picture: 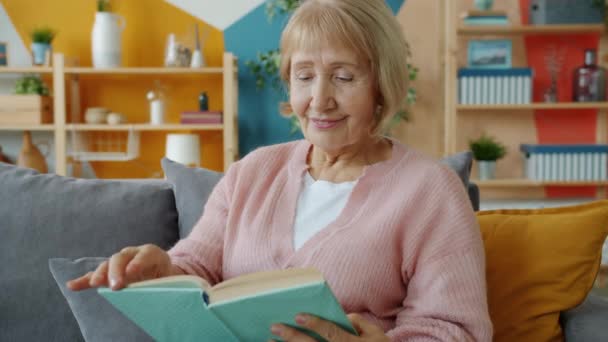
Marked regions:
[169,139,493,341]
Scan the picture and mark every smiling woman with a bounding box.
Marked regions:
[68,1,493,341]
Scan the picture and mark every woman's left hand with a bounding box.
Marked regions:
[269,313,390,342]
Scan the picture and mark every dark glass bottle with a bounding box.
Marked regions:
[198,92,209,111]
[572,49,606,102]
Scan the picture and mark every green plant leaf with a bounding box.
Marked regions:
[469,134,507,161]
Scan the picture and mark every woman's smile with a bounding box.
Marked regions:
[310,116,347,130]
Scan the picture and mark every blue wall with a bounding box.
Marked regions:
[224,0,406,155]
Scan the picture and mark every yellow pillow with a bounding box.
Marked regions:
[477,200,608,342]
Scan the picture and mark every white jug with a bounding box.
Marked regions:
[91,12,126,68]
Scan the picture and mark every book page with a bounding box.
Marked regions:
[209,268,324,304]
[126,275,212,291]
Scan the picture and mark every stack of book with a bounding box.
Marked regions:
[458,68,533,105]
[180,111,223,124]
[462,10,509,26]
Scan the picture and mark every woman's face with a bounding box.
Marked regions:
[289,45,377,154]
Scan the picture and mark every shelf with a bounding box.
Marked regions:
[67,123,223,131]
[458,24,605,36]
[0,66,53,74]
[64,67,225,75]
[0,124,55,131]
[457,102,608,111]
[474,179,608,187]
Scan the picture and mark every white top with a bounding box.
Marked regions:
[293,172,357,250]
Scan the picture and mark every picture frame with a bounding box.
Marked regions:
[0,42,7,66]
[467,39,512,69]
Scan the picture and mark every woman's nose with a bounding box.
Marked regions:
[310,78,336,112]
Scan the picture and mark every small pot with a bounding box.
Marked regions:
[31,42,51,65]
[477,160,496,180]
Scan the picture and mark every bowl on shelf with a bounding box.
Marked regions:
[84,107,109,124]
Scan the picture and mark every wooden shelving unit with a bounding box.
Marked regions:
[458,24,605,35]
[0,52,239,176]
[443,1,607,199]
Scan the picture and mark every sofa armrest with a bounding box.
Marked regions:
[561,294,608,341]
[468,182,480,211]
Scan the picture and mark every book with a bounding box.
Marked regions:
[98,267,356,342]
[463,9,508,17]
[461,10,509,26]
[463,17,509,26]
[180,117,223,124]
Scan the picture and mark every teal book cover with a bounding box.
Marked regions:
[98,268,356,342]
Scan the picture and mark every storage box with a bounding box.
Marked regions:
[0,95,53,124]
[529,0,605,25]
[520,144,608,181]
[458,68,533,105]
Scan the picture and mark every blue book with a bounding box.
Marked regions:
[98,268,356,342]
[463,17,509,25]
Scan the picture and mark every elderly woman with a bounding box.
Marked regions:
[69,0,493,340]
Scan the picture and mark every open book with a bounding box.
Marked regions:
[98,267,356,342]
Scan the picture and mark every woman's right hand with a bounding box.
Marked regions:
[66,244,183,291]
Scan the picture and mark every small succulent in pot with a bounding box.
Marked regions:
[30,27,56,65]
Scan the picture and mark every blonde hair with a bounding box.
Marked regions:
[279,0,410,135]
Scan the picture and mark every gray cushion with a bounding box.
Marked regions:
[49,258,153,342]
[161,157,223,238]
[440,151,473,188]
[561,294,608,341]
[0,162,179,342]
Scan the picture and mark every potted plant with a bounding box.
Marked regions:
[469,133,507,180]
[0,75,53,125]
[31,27,56,65]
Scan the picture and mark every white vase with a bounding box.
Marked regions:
[477,160,496,180]
[91,12,126,68]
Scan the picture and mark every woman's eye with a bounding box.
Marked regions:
[335,76,353,82]
[296,75,313,81]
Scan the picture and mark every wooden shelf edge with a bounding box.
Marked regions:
[474,179,608,187]
[457,102,608,111]
[0,67,53,74]
[64,67,225,75]
[66,123,224,131]
[458,24,605,35]
[0,124,56,131]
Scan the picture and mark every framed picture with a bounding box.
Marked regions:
[0,42,7,66]
[467,39,512,69]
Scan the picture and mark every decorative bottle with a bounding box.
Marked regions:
[572,49,606,102]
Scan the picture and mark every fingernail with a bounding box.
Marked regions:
[270,324,282,336]
[109,278,118,289]
[295,314,308,325]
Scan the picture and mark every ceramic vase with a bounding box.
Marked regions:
[92,12,126,68]
[17,131,48,173]
[474,0,494,10]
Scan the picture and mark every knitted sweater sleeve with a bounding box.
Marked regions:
[387,166,493,342]
[166,164,236,285]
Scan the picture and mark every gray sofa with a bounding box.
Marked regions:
[0,159,607,342]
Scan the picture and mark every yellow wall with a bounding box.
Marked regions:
[3,0,225,178]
